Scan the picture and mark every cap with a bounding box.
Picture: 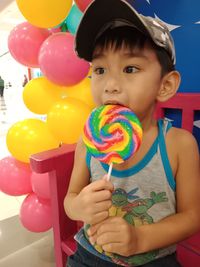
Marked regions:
[75,0,176,65]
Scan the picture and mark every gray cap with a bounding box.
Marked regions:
[75,0,176,65]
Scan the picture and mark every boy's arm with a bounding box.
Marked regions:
[88,129,200,256]
[64,138,113,225]
[135,129,200,253]
[134,129,200,253]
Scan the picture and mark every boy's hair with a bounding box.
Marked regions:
[93,26,175,77]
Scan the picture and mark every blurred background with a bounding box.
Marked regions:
[0,1,55,267]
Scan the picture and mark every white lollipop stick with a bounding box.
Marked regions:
[106,162,113,181]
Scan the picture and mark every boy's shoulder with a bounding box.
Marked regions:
[165,126,199,176]
[166,126,198,154]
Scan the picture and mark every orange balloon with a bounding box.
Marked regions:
[47,98,91,144]
[6,119,59,163]
[62,75,96,109]
[16,0,73,28]
[23,77,61,114]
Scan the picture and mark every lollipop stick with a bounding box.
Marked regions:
[107,162,113,181]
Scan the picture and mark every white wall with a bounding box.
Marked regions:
[0,50,28,88]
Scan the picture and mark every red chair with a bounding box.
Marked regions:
[30,144,77,267]
[30,93,200,267]
[155,93,200,132]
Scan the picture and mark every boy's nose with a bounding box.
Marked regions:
[104,79,121,94]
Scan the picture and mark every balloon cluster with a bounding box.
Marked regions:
[0,0,93,232]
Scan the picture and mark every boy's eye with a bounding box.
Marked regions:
[123,66,138,74]
[93,67,105,75]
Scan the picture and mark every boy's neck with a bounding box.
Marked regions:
[139,107,157,132]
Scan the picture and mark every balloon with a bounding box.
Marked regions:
[47,98,91,144]
[0,156,32,196]
[39,32,90,86]
[20,193,52,232]
[74,0,93,12]
[16,0,73,28]
[65,4,83,35]
[31,172,50,200]
[49,27,61,34]
[6,119,59,163]
[23,77,61,114]
[62,76,96,109]
[8,22,50,68]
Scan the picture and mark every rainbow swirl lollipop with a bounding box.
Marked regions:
[83,105,143,166]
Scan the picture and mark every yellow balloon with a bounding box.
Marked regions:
[23,77,61,114]
[47,98,91,144]
[16,0,73,28]
[62,76,96,109]
[6,119,59,163]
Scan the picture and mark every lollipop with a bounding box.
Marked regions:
[83,105,143,179]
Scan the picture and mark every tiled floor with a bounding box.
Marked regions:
[0,216,55,267]
[0,88,56,266]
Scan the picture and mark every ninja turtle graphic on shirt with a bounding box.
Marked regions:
[86,187,168,266]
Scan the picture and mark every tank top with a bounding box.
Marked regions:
[75,119,177,266]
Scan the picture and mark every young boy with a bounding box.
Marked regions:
[64,0,200,266]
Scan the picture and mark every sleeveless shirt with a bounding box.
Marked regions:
[75,119,177,266]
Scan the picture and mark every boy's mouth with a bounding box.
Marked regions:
[104,100,124,106]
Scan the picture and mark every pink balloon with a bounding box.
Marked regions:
[8,22,50,68]
[74,0,93,12]
[49,27,61,34]
[20,193,52,232]
[39,32,90,86]
[31,172,50,199]
[0,156,32,196]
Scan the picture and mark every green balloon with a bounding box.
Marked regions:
[65,4,83,35]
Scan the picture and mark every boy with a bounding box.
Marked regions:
[64,0,200,266]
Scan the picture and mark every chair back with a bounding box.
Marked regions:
[30,144,77,267]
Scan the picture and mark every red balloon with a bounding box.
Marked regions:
[8,22,50,68]
[0,156,32,196]
[20,193,52,232]
[74,0,93,12]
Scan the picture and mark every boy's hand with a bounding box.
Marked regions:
[88,217,138,256]
[74,178,113,225]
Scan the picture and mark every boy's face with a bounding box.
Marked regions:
[91,43,164,121]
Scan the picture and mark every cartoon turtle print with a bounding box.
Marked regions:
[90,187,168,265]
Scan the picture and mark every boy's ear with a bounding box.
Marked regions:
[157,71,181,102]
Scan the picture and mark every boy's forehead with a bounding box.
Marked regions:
[92,44,156,61]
